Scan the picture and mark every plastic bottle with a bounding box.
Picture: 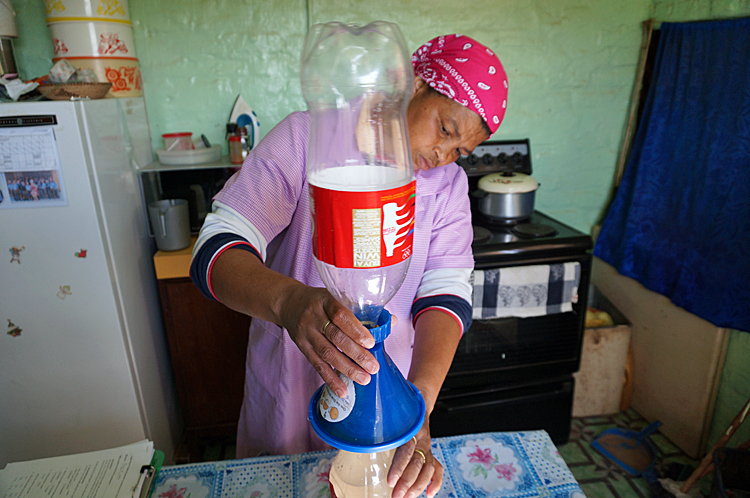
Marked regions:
[235,126,249,159]
[228,135,243,164]
[328,449,396,498]
[300,21,415,326]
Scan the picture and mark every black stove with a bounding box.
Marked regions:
[430,139,593,445]
[473,211,592,267]
[460,139,593,266]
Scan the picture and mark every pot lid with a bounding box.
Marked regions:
[478,172,539,194]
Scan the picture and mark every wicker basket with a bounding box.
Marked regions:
[38,82,112,100]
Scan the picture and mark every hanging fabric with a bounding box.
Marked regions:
[594,17,750,332]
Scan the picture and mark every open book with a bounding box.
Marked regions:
[0,440,160,498]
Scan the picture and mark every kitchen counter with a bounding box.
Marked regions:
[153,236,197,280]
[150,430,583,498]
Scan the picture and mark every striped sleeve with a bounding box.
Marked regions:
[190,201,268,301]
[411,268,473,335]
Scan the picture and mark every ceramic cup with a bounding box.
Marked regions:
[148,199,191,251]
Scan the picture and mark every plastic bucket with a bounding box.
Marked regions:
[53,56,142,97]
[48,20,135,58]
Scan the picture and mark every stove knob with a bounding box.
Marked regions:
[498,153,508,164]
[467,154,479,165]
[512,152,524,164]
[482,153,494,165]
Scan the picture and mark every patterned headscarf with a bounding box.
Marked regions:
[412,34,508,133]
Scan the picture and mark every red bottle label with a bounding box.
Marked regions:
[309,180,416,269]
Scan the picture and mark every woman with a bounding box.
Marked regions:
[191,34,507,498]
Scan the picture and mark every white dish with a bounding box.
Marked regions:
[156,145,222,165]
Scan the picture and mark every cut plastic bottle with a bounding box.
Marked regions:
[301,21,415,326]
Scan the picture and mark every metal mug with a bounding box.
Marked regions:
[148,199,191,251]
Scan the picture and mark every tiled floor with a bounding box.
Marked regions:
[185,409,716,498]
[559,409,712,498]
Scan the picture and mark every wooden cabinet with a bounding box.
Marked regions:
[157,276,250,461]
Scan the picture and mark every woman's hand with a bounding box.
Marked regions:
[385,309,462,498]
[280,284,379,397]
[209,248,379,398]
[388,417,442,498]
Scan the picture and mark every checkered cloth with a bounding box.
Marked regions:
[471,263,581,319]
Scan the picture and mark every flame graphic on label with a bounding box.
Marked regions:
[382,199,414,258]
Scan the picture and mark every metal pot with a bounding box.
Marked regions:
[474,172,539,223]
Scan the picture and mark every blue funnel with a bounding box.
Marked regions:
[309,310,426,453]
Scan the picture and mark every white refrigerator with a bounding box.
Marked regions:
[0,98,178,466]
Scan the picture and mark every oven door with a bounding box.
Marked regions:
[444,253,591,390]
[431,376,574,445]
[430,253,591,443]
[443,309,584,389]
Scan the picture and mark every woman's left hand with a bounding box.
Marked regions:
[388,416,442,498]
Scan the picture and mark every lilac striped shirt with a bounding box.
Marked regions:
[191,111,474,456]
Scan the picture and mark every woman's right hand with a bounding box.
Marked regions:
[280,284,380,397]
[209,248,379,397]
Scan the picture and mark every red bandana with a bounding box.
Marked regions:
[412,34,508,134]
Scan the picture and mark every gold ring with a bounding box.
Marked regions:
[412,436,417,446]
[322,320,331,333]
[414,448,426,465]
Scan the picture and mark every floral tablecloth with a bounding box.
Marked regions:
[151,430,584,498]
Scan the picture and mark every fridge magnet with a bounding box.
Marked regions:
[9,246,24,264]
[6,319,22,337]
[57,285,72,300]
[75,249,87,258]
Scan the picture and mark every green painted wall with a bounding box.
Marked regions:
[10,0,53,81]
[11,0,653,232]
[11,0,750,232]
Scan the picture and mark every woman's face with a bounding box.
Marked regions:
[407,77,491,172]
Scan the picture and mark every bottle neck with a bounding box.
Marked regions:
[368,340,385,354]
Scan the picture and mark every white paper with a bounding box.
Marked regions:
[0,127,61,173]
[0,440,153,498]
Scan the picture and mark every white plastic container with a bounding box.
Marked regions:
[52,55,142,97]
[45,0,131,23]
[162,132,194,151]
[48,20,135,58]
[301,21,415,325]
[156,145,222,166]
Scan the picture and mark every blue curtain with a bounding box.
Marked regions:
[594,17,750,332]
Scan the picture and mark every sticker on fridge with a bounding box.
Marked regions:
[6,319,22,337]
[9,245,24,264]
[0,127,68,209]
[57,285,72,300]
